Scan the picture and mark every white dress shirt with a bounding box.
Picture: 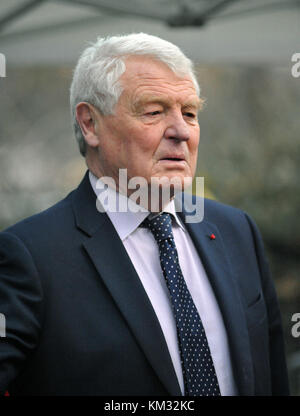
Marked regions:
[89,171,237,396]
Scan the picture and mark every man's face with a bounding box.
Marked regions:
[92,56,201,194]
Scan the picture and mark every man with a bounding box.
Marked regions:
[0,33,289,395]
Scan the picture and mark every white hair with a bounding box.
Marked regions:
[70,33,200,156]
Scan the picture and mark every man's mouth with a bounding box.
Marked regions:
[159,154,186,162]
[161,157,184,161]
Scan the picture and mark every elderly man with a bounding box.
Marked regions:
[0,33,289,396]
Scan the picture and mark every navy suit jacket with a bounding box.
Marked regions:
[0,171,289,395]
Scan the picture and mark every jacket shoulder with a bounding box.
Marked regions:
[3,190,75,243]
[203,197,244,216]
[179,193,247,225]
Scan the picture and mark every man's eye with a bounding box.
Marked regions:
[184,112,196,118]
[146,111,161,116]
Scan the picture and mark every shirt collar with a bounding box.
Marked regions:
[89,171,185,241]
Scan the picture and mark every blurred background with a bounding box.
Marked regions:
[0,0,299,395]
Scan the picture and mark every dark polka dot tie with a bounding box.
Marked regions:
[142,212,221,396]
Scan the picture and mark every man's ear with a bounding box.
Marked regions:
[75,102,100,148]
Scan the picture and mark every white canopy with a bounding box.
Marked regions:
[0,0,299,67]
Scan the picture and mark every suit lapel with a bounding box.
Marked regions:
[177,197,255,395]
[72,172,181,395]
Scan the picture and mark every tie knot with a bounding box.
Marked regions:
[142,212,174,243]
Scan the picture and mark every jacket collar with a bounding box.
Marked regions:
[72,171,182,395]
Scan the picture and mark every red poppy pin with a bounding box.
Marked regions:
[209,233,216,240]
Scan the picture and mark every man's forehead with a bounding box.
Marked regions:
[121,55,195,86]
[119,56,198,104]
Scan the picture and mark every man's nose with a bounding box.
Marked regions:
[164,112,190,142]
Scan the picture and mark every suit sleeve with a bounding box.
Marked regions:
[0,232,43,394]
[244,213,290,395]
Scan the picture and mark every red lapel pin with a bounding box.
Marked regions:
[209,233,216,240]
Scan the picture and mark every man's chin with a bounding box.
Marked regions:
[121,171,194,212]
[150,174,193,191]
